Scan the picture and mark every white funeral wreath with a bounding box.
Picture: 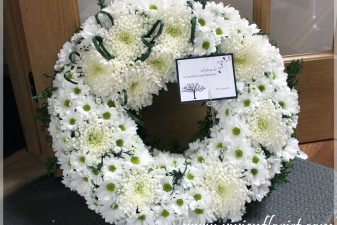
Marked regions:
[48,0,305,224]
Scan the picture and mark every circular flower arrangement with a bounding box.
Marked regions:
[48,0,304,224]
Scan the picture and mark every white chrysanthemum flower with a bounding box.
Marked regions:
[247,100,287,150]
[200,161,250,222]
[77,119,115,163]
[124,65,161,110]
[81,51,124,99]
[118,168,160,215]
[220,34,274,82]
[104,12,146,61]
[145,50,176,83]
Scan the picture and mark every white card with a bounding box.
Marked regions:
[176,54,237,103]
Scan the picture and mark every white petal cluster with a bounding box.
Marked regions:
[48,0,303,224]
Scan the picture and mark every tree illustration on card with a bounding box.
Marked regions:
[182,83,206,99]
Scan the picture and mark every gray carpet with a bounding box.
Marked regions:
[4,159,335,225]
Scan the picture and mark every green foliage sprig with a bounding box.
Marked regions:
[190,105,216,142]
[271,161,294,189]
[97,0,107,10]
[286,59,303,89]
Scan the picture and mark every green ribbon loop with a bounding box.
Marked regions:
[68,51,80,64]
[92,36,115,60]
[141,20,164,47]
[137,20,164,62]
[95,11,114,28]
[136,46,153,62]
[190,17,197,44]
[64,71,78,85]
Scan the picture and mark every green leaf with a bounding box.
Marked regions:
[45,156,59,176]
[286,59,303,89]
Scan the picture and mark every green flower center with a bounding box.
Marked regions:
[118,31,134,45]
[149,4,157,10]
[252,156,260,164]
[130,82,139,92]
[64,100,71,108]
[107,100,116,108]
[251,168,258,176]
[202,41,210,50]
[195,208,204,215]
[83,104,91,111]
[131,156,140,164]
[197,156,204,163]
[73,87,81,94]
[134,182,145,195]
[138,215,146,221]
[187,173,194,180]
[92,64,104,75]
[235,149,243,158]
[149,58,168,73]
[161,210,170,218]
[232,127,241,136]
[176,198,184,206]
[108,165,116,172]
[198,18,206,26]
[166,25,182,38]
[258,85,266,92]
[88,131,104,146]
[118,124,126,131]
[106,183,116,192]
[244,99,251,107]
[82,176,89,182]
[257,117,269,131]
[216,142,223,149]
[217,184,227,197]
[103,112,111,120]
[163,183,172,192]
[79,156,86,163]
[279,101,286,108]
[69,118,76,125]
[215,27,223,35]
[116,139,123,147]
[194,194,202,201]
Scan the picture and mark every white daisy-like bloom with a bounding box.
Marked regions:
[275,87,300,116]
[247,100,287,150]
[99,202,125,223]
[76,119,115,164]
[280,138,301,162]
[194,31,217,56]
[118,168,160,215]
[220,34,275,82]
[198,160,250,221]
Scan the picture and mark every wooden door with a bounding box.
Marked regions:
[4,0,80,160]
